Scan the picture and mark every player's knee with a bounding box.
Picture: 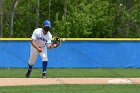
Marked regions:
[42,58,48,61]
[41,53,48,61]
[42,56,48,61]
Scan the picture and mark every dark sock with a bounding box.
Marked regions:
[42,61,48,74]
[28,64,32,71]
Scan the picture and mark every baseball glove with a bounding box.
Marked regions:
[52,36,61,46]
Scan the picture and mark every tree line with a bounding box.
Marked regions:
[0,0,140,38]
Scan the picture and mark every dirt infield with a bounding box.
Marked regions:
[0,78,140,86]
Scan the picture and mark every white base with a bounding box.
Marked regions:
[107,79,133,84]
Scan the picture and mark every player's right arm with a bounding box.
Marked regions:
[31,30,42,53]
[31,40,42,53]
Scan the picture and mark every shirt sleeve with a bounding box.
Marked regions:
[46,32,52,44]
[31,30,38,40]
[47,34,52,44]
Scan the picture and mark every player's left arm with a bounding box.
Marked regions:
[47,43,59,48]
[46,35,60,49]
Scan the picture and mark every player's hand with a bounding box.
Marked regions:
[52,36,61,48]
[53,43,60,48]
[37,47,42,53]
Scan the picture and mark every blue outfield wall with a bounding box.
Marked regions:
[0,40,140,68]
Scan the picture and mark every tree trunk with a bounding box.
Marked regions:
[0,0,3,37]
[48,0,51,19]
[64,0,67,21]
[127,0,132,12]
[27,0,31,37]
[36,0,40,28]
[10,0,18,37]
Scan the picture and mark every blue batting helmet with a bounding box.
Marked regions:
[43,20,52,28]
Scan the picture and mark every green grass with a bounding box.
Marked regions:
[0,68,140,93]
[0,84,140,93]
[0,68,140,78]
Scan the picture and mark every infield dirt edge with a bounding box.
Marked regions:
[1,78,140,86]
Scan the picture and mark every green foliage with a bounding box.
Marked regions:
[0,0,140,38]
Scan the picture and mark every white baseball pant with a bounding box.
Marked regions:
[28,45,48,66]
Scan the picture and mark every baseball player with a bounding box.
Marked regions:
[25,20,60,78]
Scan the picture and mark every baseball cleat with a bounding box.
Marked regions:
[42,73,47,78]
[25,70,31,78]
